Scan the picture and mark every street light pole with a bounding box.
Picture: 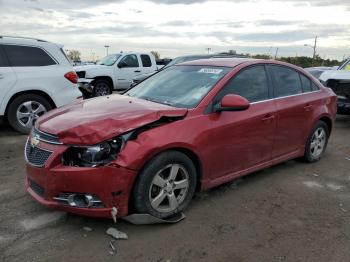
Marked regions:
[304,36,318,65]
[104,45,110,56]
[312,36,317,60]
[274,47,279,59]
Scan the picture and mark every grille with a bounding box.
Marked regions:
[29,178,45,197]
[25,140,53,167]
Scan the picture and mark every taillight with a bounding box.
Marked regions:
[64,71,78,84]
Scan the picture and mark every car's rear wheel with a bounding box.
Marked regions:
[93,80,112,97]
[7,94,52,134]
[303,121,329,162]
[133,151,197,219]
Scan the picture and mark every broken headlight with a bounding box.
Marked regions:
[63,135,127,167]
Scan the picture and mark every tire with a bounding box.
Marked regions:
[7,94,52,134]
[133,151,197,219]
[92,80,112,97]
[302,121,329,163]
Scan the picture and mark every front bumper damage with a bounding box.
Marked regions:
[77,78,94,99]
[25,138,137,218]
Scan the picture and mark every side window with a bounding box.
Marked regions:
[141,54,152,67]
[0,46,9,67]
[120,54,139,68]
[300,73,312,92]
[217,65,269,103]
[270,65,302,97]
[3,45,56,67]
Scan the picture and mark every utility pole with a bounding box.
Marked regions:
[104,45,110,56]
[274,47,279,59]
[312,35,317,60]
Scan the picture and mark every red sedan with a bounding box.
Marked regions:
[25,58,337,219]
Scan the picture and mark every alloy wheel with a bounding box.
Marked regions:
[149,164,190,213]
[16,101,47,129]
[310,127,326,158]
[94,82,111,96]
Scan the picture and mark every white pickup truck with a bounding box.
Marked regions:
[319,59,350,115]
[75,52,158,96]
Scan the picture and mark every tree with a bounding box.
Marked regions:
[67,49,81,62]
[151,51,160,60]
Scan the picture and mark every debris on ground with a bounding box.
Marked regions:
[83,227,93,232]
[111,207,118,223]
[345,157,350,161]
[339,203,347,212]
[312,173,319,177]
[106,227,128,240]
[109,240,116,251]
[123,212,185,225]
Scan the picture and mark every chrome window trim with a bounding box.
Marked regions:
[250,89,322,105]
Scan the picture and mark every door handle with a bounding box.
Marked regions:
[0,74,4,79]
[304,104,313,111]
[134,70,141,73]
[262,114,275,122]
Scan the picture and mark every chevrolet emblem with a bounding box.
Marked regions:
[30,136,40,147]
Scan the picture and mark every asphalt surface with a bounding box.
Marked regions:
[0,116,350,262]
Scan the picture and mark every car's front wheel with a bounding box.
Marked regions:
[93,80,112,97]
[7,94,52,134]
[303,121,329,162]
[133,151,197,219]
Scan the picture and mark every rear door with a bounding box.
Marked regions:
[0,44,17,114]
[116,54,142,89]
[208,65,276,179]
[268,65,313,158]
[140,54,153,75]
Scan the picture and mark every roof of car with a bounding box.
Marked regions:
[179,57,261,67]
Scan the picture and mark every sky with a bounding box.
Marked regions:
[0,0,349,61]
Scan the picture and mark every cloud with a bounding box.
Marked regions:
[161,20,193,26]
[256,19,306,26]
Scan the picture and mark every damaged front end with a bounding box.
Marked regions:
[61,115,185,168]
[324,79,350,115]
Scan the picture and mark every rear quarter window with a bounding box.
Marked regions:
[3,44,56,67]
[141,54,152,67]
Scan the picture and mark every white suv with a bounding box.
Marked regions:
[0,36,82,133]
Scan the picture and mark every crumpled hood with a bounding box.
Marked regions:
[36,95,187,145]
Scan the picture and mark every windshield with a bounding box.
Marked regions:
[125,65,231,108]
[97,54,121,66]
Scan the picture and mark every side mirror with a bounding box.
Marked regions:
[214,94,250,112]
[118,61,128,68]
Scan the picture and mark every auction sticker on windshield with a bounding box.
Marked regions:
[198,68,223,74]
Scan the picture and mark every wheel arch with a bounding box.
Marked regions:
[4,90,56,119]
[127,147,204,212]
[93,76,114,89]
[318,115,333,135]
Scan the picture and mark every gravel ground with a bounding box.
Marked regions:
[0,116,350,262]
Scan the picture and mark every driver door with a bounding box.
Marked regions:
[116,54,142,89]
